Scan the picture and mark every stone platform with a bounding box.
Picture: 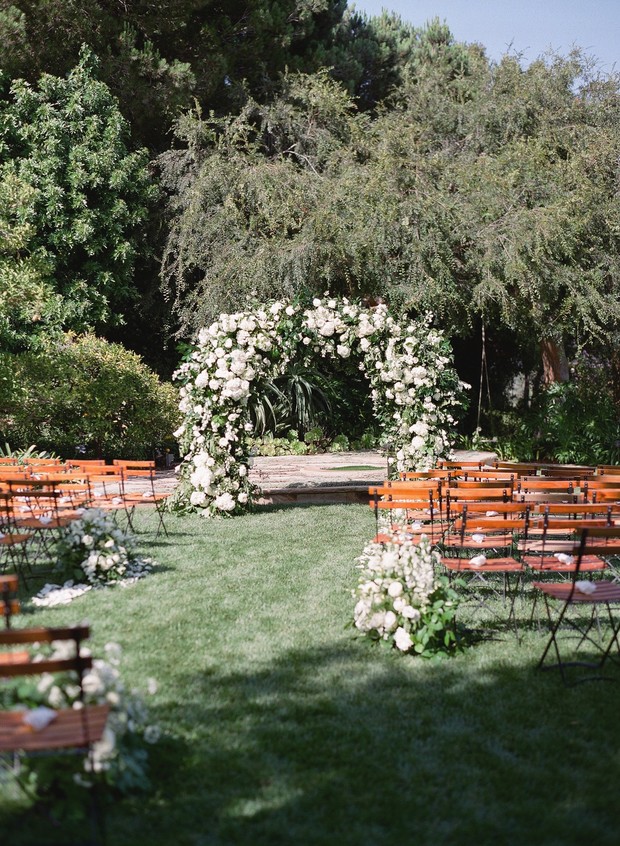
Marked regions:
[153,449,497,505]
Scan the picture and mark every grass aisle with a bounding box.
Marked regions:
[2,504,620,845]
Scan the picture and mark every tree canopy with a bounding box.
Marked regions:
[159,47,620,385]
[0,48,156,349]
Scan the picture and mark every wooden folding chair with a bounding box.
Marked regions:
[440,504,530,638]
[0,494,32,579]
[534,527,620,684]
[368,485,444,545]
[112,460,169,537]
[0,623,110,839]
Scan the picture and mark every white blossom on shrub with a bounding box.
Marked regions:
[173,296,468,515]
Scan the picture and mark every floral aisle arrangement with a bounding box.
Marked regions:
[54,508,153,585]
[0,641,159,816]
[353,535,461,656]
[173,295,468,515]
[31,509,154,607]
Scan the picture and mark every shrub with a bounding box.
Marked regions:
[0,333,180,458]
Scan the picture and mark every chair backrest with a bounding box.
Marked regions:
[570,527,620,581]
[537,465,595,479]
[591,488,620,503]
[596,465,620,476]
[494,461,542,475]
[66,459,106,468]
[21,457,63,466]
[0,575,19,628]
[0,624,92,676]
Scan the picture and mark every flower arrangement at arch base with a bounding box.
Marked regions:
[32,509,154,607]
[353,535,463,658]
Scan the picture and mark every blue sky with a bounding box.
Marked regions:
[351,1,619,72]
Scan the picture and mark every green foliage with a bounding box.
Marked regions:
[0,48,156,341]
[0,333,180,458]
[488,349,620,464]
[0,164,60,351]
[0,442,56,461]
[160,47,620,406]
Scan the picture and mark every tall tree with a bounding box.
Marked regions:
[0,48,156,345]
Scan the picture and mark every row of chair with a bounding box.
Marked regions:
[369,460,620,683]
[0,460,170,581]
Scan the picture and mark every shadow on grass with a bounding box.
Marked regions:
[6,638,618,846]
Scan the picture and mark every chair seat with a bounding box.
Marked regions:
[533,581,620,603]
[523,555,607,572]
[0,703,110,752]
[442,557,523,572]
[443,533,514,549]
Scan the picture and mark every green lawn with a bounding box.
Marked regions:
[2,504,620,845]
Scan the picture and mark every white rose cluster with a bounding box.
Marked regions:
[353,537,440,652]
[173,296,467,515]
[55,508,153,585]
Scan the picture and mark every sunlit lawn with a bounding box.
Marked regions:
[2,503,620,845]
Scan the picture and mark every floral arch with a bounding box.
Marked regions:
[172,296,467,515]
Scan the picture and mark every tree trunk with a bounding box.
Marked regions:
[540,338,570,384]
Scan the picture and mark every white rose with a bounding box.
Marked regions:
[190,490,207,506]
[402,605,421,622]
[387,581,403,598]
[214,492,235,512]
[394,627,413,652]
[384,610,397,631]
[336,345,351,358]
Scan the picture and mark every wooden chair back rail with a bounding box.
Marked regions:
[494,462,542,473]
[536,468,595,478]
[453,472,516,481]
[377,478,442,488]
[0,623,91,645]
[447,501,529,514]
[516,480,580,491]
[449,479,515,489]
[369,486,439,499]
[452,516,537,530]
[373,499,434,510]
[400,470,449,480]
[535,503,616,515]
[436,460,484,470]
[446,488,512,501]
[590,489,620,503]
[586,477,620,487]
[21,458,63,465]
